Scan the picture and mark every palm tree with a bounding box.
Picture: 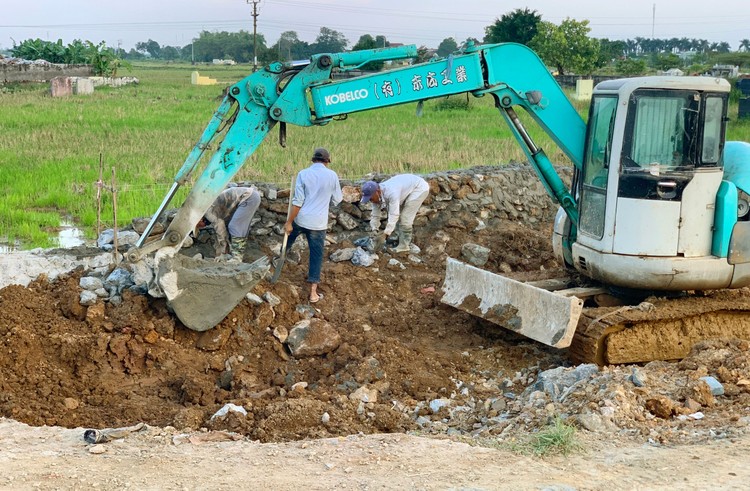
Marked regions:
[740,39,750,52]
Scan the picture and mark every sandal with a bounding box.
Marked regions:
[309,292,324,304]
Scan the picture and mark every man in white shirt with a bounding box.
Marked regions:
[284,147,343,303]
[361,174,429,253]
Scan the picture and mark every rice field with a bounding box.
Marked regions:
[1,62,748,247]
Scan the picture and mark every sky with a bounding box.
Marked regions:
[1,0,749,52]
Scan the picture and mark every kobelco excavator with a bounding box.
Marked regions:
[127,41,750,364]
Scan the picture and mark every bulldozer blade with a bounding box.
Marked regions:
[441,258,583,348]
[157,254,270,332]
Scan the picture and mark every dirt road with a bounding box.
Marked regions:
[1,418,747,490]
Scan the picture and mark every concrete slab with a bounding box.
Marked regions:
[50,76,72,97]
[441,257,583,348]
[73,78,94,95]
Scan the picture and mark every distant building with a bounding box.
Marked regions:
[711,64,739,78]
[677,51,698,61]
[212,59,237,66]
[660,68,685,76]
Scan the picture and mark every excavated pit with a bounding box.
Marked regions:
[3,167,750,444]
[0,220,564,442]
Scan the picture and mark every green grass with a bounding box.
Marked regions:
[505,416,584,457]
[528,417,583,457]
[1,62,749,248]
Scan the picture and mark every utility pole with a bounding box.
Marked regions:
[652,3,656,38]
[247,0,261,70]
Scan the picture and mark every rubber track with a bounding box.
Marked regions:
[569,290,750,365]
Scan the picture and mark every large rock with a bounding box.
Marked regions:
[351,248,377,267]
[461,243,490,267]
[286,318,341,357]
[341,185,361,203]
[131,217,165,236]
[330,247,357,263]
[337,212,359,230]
[533,364,599,401]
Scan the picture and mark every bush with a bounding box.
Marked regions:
[435,95,473,111]
[10,38,128,76]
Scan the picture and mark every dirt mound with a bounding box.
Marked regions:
[0,221,561,442]
[3,218,749,445]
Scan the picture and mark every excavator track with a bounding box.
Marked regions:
[569,289,750,365]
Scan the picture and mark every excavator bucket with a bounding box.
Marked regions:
[441,258,584,348]
[157,254,270,332]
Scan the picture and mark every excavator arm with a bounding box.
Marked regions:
[128,42,588,334]
[130,42,585,262]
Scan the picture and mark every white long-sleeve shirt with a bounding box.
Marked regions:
[292,162,343,231]
[370,174,429,235]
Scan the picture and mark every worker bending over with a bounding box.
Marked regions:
[361,174,429,253]
[200,186,261,259]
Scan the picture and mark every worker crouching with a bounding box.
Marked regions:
[199,186,261,260]
[361,174,429,253]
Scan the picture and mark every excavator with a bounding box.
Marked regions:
[127,41,750,364]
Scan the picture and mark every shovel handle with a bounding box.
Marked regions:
[270,174,297,284]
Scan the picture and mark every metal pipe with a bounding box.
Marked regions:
[134,182,180,248]
[503,106,539,154]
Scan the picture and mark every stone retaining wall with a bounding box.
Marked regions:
[238,164,573,240]
[1,62,93,84]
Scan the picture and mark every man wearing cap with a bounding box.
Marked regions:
[284,147,342,303]
[361,174,429,253]
[199,185,261,260]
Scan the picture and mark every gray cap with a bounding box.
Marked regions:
[312,147,331,162]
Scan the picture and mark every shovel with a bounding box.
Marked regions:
[271,173,297,284]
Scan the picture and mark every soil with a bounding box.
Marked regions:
[0,219,561,440]
[2,216,750,488]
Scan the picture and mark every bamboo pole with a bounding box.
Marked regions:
[112,167,119,265]
[96,153,104,236]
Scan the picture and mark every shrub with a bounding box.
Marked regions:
[435,94,473,111]
[10,38,129,76]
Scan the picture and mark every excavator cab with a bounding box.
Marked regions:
[445,76,750,354]
[570,78,741,291]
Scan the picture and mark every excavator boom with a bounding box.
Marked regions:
[129,42,588,332]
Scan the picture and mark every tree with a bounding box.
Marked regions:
[597,38,628,67]
[484,8,542,46]
[615,58,647,76]
[191,30,267,63]
[437,37,458,57]
[353,34,377,51]
[160,45,180,61]
[352,34,388,70]
[135,39,161,58]
[530,19,600,75]
[415,45,431,64]
[653,52,681,70]
[375,35,388,49]
[741,39,750,52]
[310,27,348,54]
[269,31,310,61]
